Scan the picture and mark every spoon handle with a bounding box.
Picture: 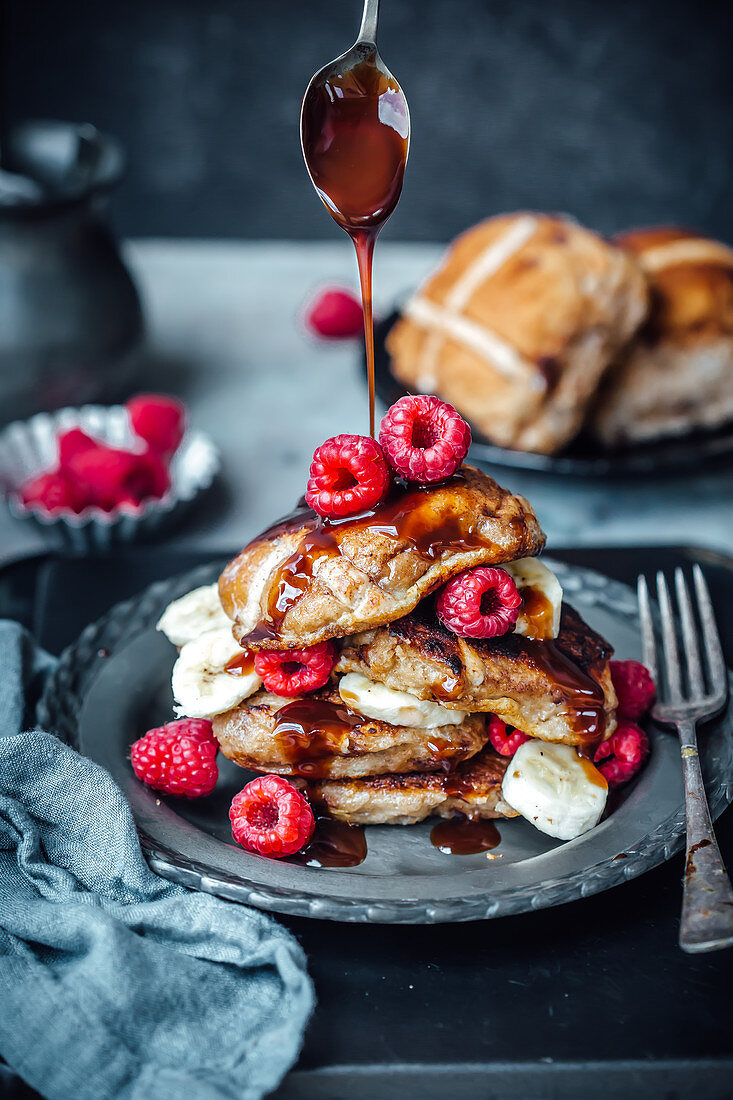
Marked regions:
[358,0,380,44]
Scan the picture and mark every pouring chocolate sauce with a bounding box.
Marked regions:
[291,7,605,864]
[300,0,410,437]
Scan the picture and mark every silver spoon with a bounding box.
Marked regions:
[300,0,410,436]
[300,0,410,234]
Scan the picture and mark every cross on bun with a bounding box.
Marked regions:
[387,213,648,455]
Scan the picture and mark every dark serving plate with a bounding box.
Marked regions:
[367,310,733,478]
[39,559,733,924]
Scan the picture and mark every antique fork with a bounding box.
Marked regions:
[637,566,733,953]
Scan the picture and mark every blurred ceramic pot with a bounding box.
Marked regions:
[0,120,144,426]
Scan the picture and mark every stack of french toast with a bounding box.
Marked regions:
[157,399,622,843]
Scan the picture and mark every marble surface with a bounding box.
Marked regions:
[2,239,733,566]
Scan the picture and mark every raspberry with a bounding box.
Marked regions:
[306,288,364,339]
[126,449,171,502]
[230,774,315,857]
[67,445,169,510]
[254,642,336,696]
[305,434,390,518]
[378,395,471,483]
[66,446,137,509]
[19,471,81,514]
[57,428,98,472]
[437,566,522,639]
[131,718,218,798]
[594,722,650,787]
[487,714,530,756]
[610,660,655,720]
[127,394,186,457]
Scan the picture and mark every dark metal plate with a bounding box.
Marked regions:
[39,561,733,923]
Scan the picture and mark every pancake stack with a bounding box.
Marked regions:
[159,464,618,840]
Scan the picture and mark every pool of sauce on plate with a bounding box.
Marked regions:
[430,760,504,855]
[301,54,409,438]
[430,817,501,855]
[270,697,365,777]
[294,816,367,868]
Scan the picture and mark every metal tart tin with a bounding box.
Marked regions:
[0,404,220,553]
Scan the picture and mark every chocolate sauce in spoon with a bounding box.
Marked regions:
[301,4,409,436]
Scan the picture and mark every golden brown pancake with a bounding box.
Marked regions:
[219,466,545,650]
[308,745,518,825]
[211,685,488,779]
[337,603,617,747]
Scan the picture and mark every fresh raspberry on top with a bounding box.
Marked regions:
[127,394,186,457]
[230,774,315,858]
[57,427,98,472]
[487,714,530,757]
[255,642,336,696]
[306,287,364,339]
[131,718,218,798]
[437,566,521,639]
[305,434,390,518]
[610,660,655,720]
[20,471,81,514]
[378,395,471,483]
[594,722,650,787]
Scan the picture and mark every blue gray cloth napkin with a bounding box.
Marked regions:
[0,620,314,1100]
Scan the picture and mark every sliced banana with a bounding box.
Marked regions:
[504,557,563,641]
[338,672,467,728]
[171,628,261,718]
[157,584,232,648]
[501,740,607,840]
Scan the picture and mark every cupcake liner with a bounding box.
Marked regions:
[0,404,220,553]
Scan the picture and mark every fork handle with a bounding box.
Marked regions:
[677,719,733,953]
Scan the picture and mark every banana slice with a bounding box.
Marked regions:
[157,584,232,648]
[338,672,467,728]
[504,558,563,640]
[501,740,607,840]
[172,628,261,718]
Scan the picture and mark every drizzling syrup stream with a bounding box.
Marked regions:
[256,11,607,866]
[301,26,409,435]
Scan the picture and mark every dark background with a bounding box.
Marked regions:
[4,0,733,242]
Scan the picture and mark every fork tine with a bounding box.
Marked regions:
[675,568,704,696]
[637,575,659,686]
[657,571,682,702]
[692,565,727,694]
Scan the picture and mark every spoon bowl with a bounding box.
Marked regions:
[299,0,410,438]
[300,33,409,235]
